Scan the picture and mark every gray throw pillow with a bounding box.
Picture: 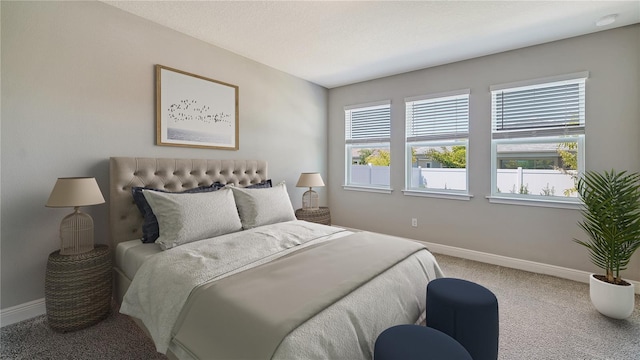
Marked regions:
[142,187,242,250]
[230,182,296,229]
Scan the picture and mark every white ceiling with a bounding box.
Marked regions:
[104,1,640,88]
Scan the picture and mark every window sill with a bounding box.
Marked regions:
[342,185,393,194]
[402,190,473,201]
[486,195,582,210]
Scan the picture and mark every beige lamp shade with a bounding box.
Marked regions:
[46,177,105,207]
[296,173,324,210]
[296,173,325,188]
[46,177,105,255]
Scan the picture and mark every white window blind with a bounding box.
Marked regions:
[406,92,469,142]
[345,102,390,144]
[492,76,586,139]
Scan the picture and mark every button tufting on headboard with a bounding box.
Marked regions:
[109,157,268,248]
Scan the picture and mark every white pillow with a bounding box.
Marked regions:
[142,187,242,250]
[230,182,296,229]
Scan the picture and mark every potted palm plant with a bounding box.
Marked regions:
[575,169,640,319]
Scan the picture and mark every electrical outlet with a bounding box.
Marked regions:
[411,218,418,227]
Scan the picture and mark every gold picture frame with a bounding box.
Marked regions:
[156,65,239,150]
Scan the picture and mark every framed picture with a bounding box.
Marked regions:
[156,65,239,150]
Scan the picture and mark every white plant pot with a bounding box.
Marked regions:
[589,274,635,319]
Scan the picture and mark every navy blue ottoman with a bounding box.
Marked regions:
[374,324,472,360]
[426,278,499,360]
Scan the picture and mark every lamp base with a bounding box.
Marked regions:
[59,208,94,255]
[302,189,319,210]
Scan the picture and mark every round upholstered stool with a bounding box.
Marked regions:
[374,324,472,360]
[426,278,499,360]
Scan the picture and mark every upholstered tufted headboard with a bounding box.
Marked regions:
[109,157,268,247]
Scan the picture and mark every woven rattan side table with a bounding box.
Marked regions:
[45,244,112,332]
[295,207,331,226]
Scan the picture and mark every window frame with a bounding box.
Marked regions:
[488,72,588,209]
[403,89,472,200]
[343,100,392,193]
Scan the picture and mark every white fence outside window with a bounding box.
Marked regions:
[495,168,577,196]
[351,165,391,186]
[351,165,577,196]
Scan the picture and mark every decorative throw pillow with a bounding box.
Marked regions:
[142,187,242,250]
[132,182,224,243]
[244,179,272,189]
[230,181,296,230]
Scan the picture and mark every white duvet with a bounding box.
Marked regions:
[120,220,443,360]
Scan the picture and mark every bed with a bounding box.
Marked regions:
[109,157,444,360]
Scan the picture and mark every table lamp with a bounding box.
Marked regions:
[46,177,105,255]
[296,172,325,210]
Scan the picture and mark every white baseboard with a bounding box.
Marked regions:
[418,240,640,295]
[0,298,46,327]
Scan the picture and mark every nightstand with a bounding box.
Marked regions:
[44,244,112,332]
[295,207,331,225]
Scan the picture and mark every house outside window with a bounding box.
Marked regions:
[404,90,470,199]
[490,72,588,205]
[344,101,391,192]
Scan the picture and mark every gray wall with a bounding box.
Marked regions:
[328,25,640,282]
[1,1,328,309]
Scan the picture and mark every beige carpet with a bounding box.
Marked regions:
[0,303,166,360]
[434,254,640,360]
[2,254,639,359]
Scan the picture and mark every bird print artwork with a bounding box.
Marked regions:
[167,99,232,126]
[158,65,238,148]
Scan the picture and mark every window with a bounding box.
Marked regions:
[490,72,588,204]
[405,90,470,197]
[345,101,391,191]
